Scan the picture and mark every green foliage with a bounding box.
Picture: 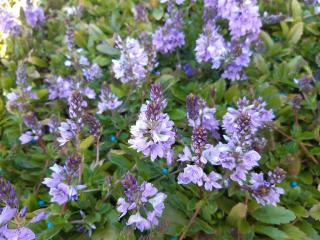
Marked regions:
[0,0,320,239]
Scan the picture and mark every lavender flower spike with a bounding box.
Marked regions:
[129,84,175,163]
[116,174,167,232]
[112,36,149,84]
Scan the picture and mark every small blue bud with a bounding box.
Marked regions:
[47,221,53,229]
[290,181,299,188]
[162,168,169,174]
[170,237,177,240]
[37,199,45,207]
[110,135,117,142]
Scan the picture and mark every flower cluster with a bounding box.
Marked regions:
[112,36,149,84]
[24,4,45,28]
[42,155,86,205]
[116,173,167,232]
[247,167,286,205]
[46,75,96,100]
[178,95,284,205]
[195,0,262,80]
[97,82,122,114]
[222,97,274,142]
[0,178,46,240]
[211,97,274,185]
[76,53,102,82]
[6,63,37,112]
[19,113,43,144]
[57,91,87,146]
[0,9,21,38]
[152,3,185,54]
[186,94,219,138]
[195,21,229,69]
[178,95,222,190]
[129,83,175,164]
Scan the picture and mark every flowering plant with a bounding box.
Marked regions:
[0,0,320,239]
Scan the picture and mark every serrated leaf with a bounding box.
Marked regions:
[251,206,296,225]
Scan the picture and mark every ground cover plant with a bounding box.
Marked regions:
[0,0,320,239]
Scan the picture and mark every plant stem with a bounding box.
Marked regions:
[273,125,318,164]
[179,203,202,240]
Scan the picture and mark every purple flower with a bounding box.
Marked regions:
[186,95,219,138]
[160,0,185,4]
[19,113,43,145]
[129,84,175,163]
[204,171,222,191]
[212,142,261,185]
[152,5,185,54]
[24,5,45,28]
[66,23,74,51]
[57,120,77,146]
[222,40,252,81]
[249,172,284,206]
[116,174,167,232]
[0,177,18,207]
[127,213,151,232]
[178,164,205,186]
[225,0,261,41]
[43,160,86,205]
[82,63,102,81]
[29,211,47,224]
[1,225,36,240]
[19,131,35,144]
[0,10,21,38]
[97,83,122,113]
[195,21,229,69]
[112,36,149,84]
[0,206,17,227]
[222,97,274,141]
[49,183,70,205]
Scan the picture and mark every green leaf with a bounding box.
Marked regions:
[152,7,164,20]
[309,204,320,221]
[260,31,274,48]
[224,84,239,103]
[287,22,304,45]
[255,225,288,240]
[291,0,302,22]
[110,84,126,97]
[251,206,296,225]
[80,135,94,151]
[254,54,269,74]
[297,221,320,239]
[227,203,247,226]
[96,43,118,56]
[28,56,48,68]
[107,150,133,170]
[280,225,310,240]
